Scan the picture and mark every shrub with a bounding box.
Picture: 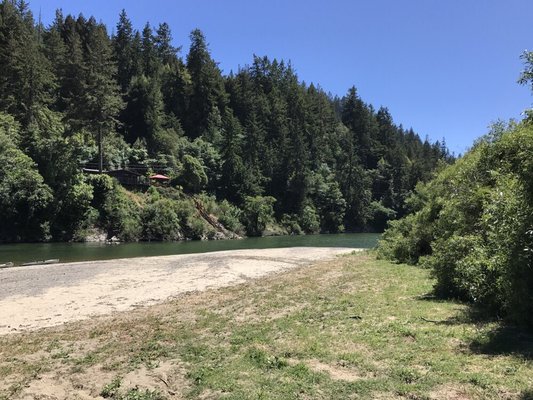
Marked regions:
[378,122,533,328]
[241,196,276,237]
[174,199,207,239]
[101,183,142,241]
[175,154,208,193]
[217,200,244,234]
[141,198,182,241]
[280,214,303,235]
[299,205,320,234]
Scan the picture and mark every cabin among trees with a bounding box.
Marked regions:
[106,169,147,187]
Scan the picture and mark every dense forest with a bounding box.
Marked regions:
[0,0,451,243]
[378,59,533,328]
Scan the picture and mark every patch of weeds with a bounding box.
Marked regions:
[0,365,13,375]
[101,378,165,400]
[230,325,268,347]
[466,373,491,389]
[247,347,287,370]
[178,343,210,363]
[45,339,61,352]
[394,367,421,384]
[73,352,97,367]
[187,365,215,386]
[129,339,169,368]
[89,328,107,338]
[50,349,70,360]
[101,377,122,398]
[121,387,165,400]
[102,360,123,372]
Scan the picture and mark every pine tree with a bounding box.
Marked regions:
[185,29,227,138]
[113,9,135,93]
[83,20,123,171]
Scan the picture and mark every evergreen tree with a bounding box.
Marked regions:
[82,20,123,171]
[113,9,135,92]
[185,29,227,138]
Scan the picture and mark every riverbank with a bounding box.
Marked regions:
[1,252,532,399]
[0,247,357,334]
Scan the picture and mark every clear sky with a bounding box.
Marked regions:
[27,0,533,156]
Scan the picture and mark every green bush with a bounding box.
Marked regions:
[378,122,533,328]
[299,205,320,234]
[101,182,142,241]
[217,200,244,234]
[175,154,208,193]
[0,133,53,242]
[280,214,303,235]
[174,199,207,239]
[141,198,182,241]
[241,196,276,237]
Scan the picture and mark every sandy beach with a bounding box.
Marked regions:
[0,247,357,335]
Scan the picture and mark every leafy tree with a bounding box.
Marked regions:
[142,197,182,241]
[0,119,53,241]
[310,165,346,233]
[176,154,208,193]
[241,196,276,236]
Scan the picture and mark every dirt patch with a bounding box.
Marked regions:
[306,359,368,382]
[429,384,474,400]
[14,360,189,400]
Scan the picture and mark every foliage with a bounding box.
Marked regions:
[0,5,451,242]
[173,198,206,239]
[101,182,142,241]
[280,214,303,235]
[0,126,53,242]
[378,122,533,328]
[216,199,245,234]
[299,205,320,234]
[175,154,207,193]
[241,196,276,236]
[141,198,182,241]
[310,165,346,233]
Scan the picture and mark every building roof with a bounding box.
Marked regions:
[149,174,170,180]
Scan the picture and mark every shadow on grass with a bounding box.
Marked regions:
[416,292,533,359]
[469,325,533,360]
[520,389,533,400]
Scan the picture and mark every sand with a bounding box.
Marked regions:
[0,247,358,335]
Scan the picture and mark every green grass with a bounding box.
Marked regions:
[1,252,532,399]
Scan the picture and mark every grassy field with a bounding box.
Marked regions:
[1,252,532,399]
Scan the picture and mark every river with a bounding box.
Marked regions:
[0,233,380,266]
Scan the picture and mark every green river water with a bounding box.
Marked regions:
[0,233,380,265]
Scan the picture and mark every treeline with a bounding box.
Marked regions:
[0,1,451,242]
[378,58,533,328]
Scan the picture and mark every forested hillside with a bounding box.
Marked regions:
[0,1,451,243]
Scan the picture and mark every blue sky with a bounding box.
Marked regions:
[28,0,533,156]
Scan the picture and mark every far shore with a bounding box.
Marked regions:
[0,247,359,335]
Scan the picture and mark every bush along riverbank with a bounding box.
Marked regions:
[377,120,533,330]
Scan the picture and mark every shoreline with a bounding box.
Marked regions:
[0,247,359,335]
